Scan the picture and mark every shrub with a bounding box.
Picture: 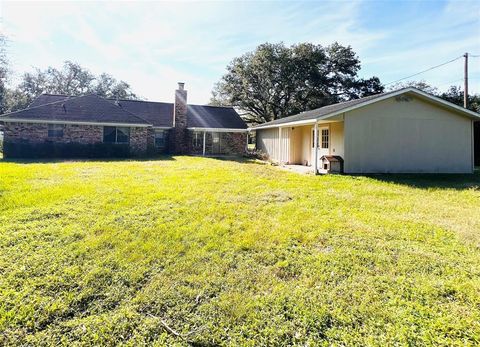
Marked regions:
[243,149,269,161]
[3,142,132,159]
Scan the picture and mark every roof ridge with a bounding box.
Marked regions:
[262,88,410,124]
[188,104,234,109]
[251,87,479,129]
[1,95,81,117]
[27,94,69,108]
[1,94,151,125]
[107,97,173,105]
[96,96,152,124]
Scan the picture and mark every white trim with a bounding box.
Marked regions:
[250,119,342,130]
[251,119,316,130]
[0,118,151,127]
[152,126,173,130]
[249,88,480,131]
[187,127,247,133]
[202,131,206,156]
[315,88,480,123]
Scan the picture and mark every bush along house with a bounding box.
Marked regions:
[0,83,248,158]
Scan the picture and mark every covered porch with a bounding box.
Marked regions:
[256,119,344,174]
[188,128,248,156]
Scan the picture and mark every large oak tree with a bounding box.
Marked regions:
[211,42,384,124]
[2,60,138,113]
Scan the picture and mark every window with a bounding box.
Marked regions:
[103,126,130,144]
[211,132,222,154]
[321,129,329,149]
[154,130,166,147]
[311,128,329,148]
[48,124,64,137]
[192,131,203,149]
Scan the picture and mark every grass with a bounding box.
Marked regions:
[0,156,479,346]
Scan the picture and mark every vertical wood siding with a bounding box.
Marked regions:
[256,127,291,163]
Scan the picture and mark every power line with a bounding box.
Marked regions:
[384,55,463,86]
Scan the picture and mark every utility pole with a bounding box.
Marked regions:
[464,52,468,108]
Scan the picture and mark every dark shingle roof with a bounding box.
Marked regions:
[112,99,173,127]
[1,95,150,125]
[29,94,69,107]
[6,93,247,129]
[187,105,247,129]
[29,94,174,127]
[252,89,404,128]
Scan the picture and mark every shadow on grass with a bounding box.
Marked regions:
[202,154,267,165]
[363,170,480,190]
[0,154,177,164]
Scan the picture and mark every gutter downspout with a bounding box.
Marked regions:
[313,122,319,175]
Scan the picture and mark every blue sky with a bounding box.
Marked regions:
[1,0,479,104]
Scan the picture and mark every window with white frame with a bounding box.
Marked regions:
[321,128,329,148]
[192,131,203,149]
[48,124,64,137]
[154,129,166,147]
[103,126,130,144]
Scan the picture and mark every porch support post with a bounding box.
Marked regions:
[313,122,319,174]
[202,131,206,156]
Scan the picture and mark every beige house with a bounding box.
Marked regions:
[253,88,479,174]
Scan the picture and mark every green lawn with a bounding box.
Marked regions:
[0,156,479,346]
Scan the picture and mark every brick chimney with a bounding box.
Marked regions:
[173,82,188,153]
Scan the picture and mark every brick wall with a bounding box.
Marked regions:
[129,127,148,155]
[172,87,189,154]
[223,132,247,154]
[187,131,246,155]
[147,128,172,154]
[4,122,104,144]
[3,122,149,157]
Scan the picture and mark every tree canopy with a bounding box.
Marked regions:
[0,36,8,114]
[387,80,480,113]
[210,42,384,124]
[0,56,138,113]
[386,80,439,95]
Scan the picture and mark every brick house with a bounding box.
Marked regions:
[0,83,247,158]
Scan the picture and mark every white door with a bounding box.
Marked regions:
[319,126,330,157]
[311,126,330,165]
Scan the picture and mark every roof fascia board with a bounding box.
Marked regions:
[406,88,480,119]
[316,88,480,121]
[0,118,151,127]
[187,127,248,133]
[251,87,480,130]
[250,119,316,130]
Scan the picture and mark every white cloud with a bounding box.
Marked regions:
[2,0,479,102]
